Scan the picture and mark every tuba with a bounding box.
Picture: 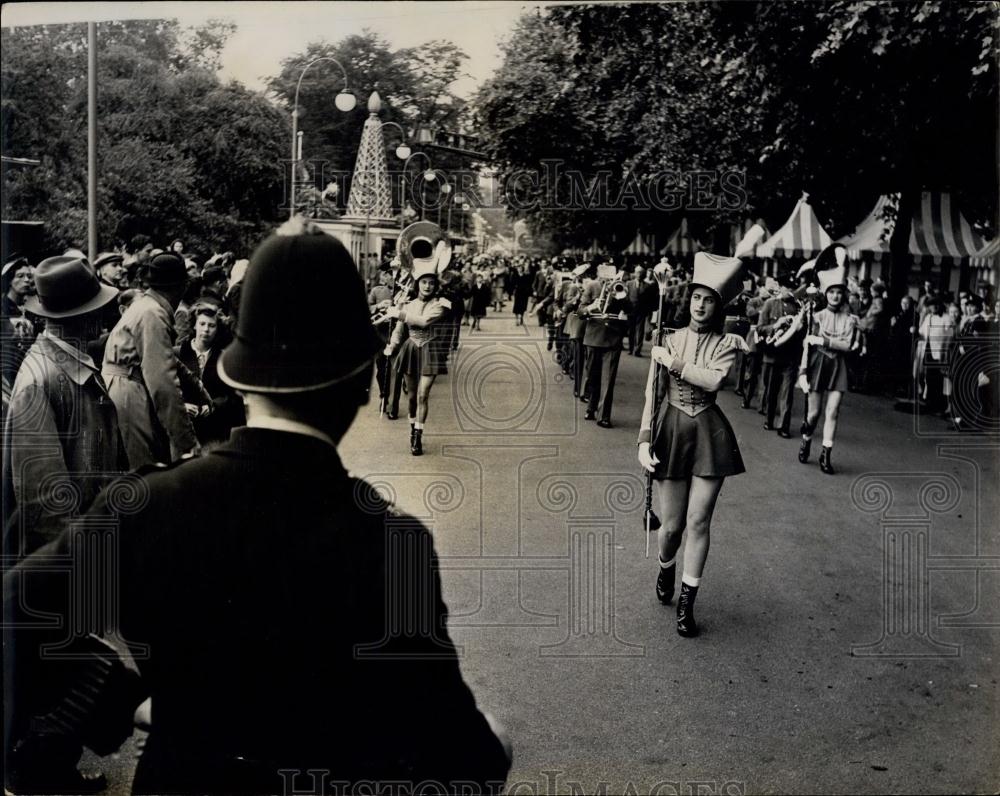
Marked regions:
[398,220,452,279]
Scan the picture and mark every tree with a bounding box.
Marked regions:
[266,32,472,217]
[2,20,288,256]
[472,2,998,272]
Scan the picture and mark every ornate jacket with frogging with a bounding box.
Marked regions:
[798,306,859,374]
[638,327,748,444]
[388,296,452,351]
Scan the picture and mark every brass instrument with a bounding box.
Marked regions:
[398,220,452,276]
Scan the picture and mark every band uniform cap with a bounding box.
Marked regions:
[692,251,745,306]
[146,252,188,288]
[218,226,380,393]
[23,255,118,319]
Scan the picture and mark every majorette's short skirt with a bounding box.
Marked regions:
[806,348,848,393]
[651,403,745,480]
[393,338,448,378]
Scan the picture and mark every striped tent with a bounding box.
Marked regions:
[622,230,656,255]
[838,193,899,261]
[908,191,985,263]
[972,236,1000,267]
[755,193,832,259]
[660,218,701,256]
[970,237,1000,288]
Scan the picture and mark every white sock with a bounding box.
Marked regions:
[822,438,834,449]
[658,555,676,570]
[409,418,416,426]
[681,573,701,588]
[415,422,424,430]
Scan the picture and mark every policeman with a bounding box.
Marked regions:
[5,218,512,794]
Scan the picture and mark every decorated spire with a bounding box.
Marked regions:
[345,91,395,222]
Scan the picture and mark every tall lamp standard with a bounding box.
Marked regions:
[290,56,356,220]
[399,151,435,227]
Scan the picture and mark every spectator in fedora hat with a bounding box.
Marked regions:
[102,251,199,467]
[3,255,127,794]
[9,217,512,794]
[3,253,125,555]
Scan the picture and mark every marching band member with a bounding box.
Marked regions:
[581,271,631,427]
[637,252,748,637]
[756,274,802,437]
[384,223,454,456]
[796,244,860,474]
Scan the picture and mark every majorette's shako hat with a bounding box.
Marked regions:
[218,218,381,393]
[815,243,848,293]
[692,251,745,306]
[23,255,118,319]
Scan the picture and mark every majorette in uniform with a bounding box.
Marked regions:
[637,252,748,637]
[795,243,859,475]
[383,222,453,456]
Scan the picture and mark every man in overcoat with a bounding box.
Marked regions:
[102,252,198,466]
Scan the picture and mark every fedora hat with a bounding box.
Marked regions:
[218,221,381,393]
[146,252,188,288]
[23,255,118,319]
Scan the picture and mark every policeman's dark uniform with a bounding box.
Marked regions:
[5,227,510,794]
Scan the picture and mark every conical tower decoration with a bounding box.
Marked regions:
[345,91,395,223]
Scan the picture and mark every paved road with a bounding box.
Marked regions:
[93,307,998,794]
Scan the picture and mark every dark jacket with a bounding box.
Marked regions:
[174,336,244,445]
[757,294,802,364]
[5,429,510,794]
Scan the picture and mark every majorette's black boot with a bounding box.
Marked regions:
[798,420,814,464]
[411,428,423,456]
[819,445,835,475]
[676,582,700,637]
[656,563,676,605]
[409,424,416,449]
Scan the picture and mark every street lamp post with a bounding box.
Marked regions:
[400,151,435,227]
[290,56,356,220]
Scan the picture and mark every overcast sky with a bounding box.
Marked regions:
[2,1,546,96]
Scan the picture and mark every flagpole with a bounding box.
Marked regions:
[87,22,98,261]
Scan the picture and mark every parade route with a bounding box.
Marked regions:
[77,309,999,795]
[337,309,999,795]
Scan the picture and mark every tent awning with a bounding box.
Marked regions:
[838,193,898,260]
[756,193,831,259]
[839,192,986,263]
[623,231,656,255]
[971,236,1000,267]
[909,192,985,262]
[661,218,700,256]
